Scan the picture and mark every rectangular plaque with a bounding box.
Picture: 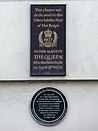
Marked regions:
[30,5,66,76]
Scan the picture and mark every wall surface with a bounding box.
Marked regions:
[0,1,98,131]
[0,1,98,80]
[0,81,98,131]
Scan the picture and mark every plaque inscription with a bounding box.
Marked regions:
[30,5,66,76]
[30,87,68,126]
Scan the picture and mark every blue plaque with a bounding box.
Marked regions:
[30,5,66,76]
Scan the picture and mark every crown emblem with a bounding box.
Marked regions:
[44,29,52,38]
[39,29,58,48]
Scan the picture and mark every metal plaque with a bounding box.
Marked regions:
[30,87,68,126]
[30,5,66,76]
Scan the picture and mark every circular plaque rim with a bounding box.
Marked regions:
[30,87,68,126]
